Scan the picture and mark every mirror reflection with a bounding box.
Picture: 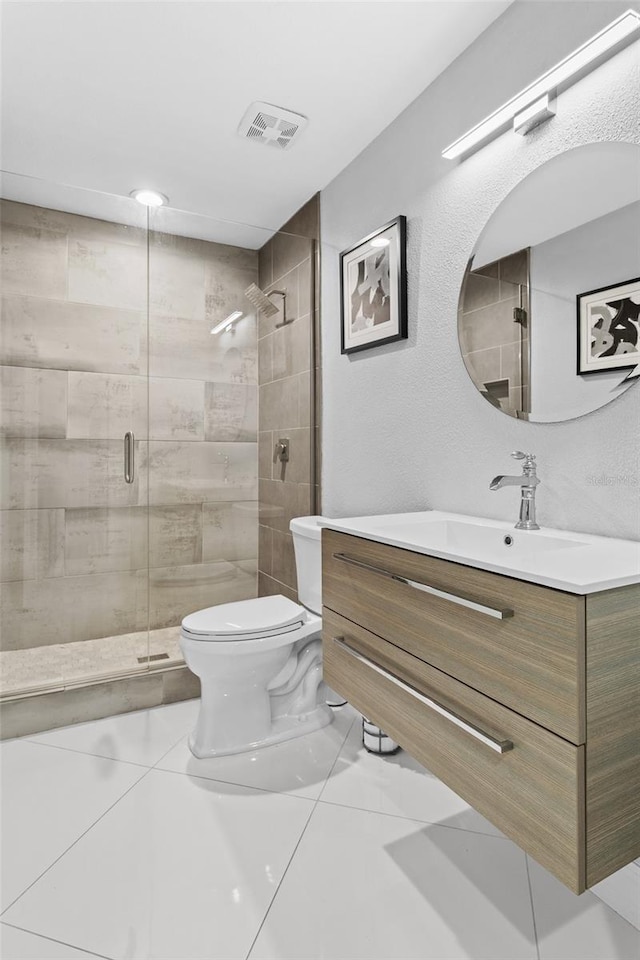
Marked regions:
[458,142,640,423]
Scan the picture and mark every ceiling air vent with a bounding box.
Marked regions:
[238,101,308,150]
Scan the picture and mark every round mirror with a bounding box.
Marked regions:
[457,142,640,422]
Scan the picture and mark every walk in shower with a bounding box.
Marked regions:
[0,175,318,735]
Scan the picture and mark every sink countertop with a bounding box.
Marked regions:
[320,511,640,594]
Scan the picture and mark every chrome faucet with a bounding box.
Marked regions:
[490,451,540,530]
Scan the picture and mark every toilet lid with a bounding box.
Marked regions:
[181,595,306,640]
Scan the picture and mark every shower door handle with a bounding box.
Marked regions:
[124,431,135,484]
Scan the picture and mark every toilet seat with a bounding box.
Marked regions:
[181,595,307,642]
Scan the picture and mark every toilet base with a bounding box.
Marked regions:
[188,702,333,759]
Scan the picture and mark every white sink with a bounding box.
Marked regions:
[321,511,640,594]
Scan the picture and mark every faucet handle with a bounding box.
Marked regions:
[511,451,537,474]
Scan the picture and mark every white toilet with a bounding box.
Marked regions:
[180,516,332,758]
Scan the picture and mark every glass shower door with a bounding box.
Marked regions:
[0,177,151,699]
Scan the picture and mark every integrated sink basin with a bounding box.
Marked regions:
[381,518,583,560]
[321,511,640,593]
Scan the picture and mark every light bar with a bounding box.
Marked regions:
[210,310,243,335]
[442,9,640,160]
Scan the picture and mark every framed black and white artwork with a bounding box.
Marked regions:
[340,215,407,354]
[577,277,640,375]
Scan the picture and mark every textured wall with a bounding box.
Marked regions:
[320,1,640,540]
[257,196,319,601]
[1,200,259,659]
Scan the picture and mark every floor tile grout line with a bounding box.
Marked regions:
[243,790,322,960]
[244,712,358,960]
[313,794,515,840]
[20,737,155,770]
[524,854,541,960]
[0,764,152,919]
[0,920,115,960]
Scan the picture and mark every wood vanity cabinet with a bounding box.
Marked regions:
[321,528,640,894]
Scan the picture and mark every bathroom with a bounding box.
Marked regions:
[1,1,639,958]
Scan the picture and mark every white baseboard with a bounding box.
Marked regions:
[591,860,640,930]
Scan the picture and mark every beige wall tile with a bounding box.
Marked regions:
[279,428,311,484]
[0,509,65,581]
[204,383,257,441]
[149,505,203,568]
[298,371,311,428]
[258,479,312,533]
[67,372,147,440]
[149,560,256,629]
[1,201,147,248]
[65,506,148,575]
[149,377,204,441]
[272,232,310,284]
[459,296,519,354]
[1,296,145,375]
[0,366,67,438]
[271,530,297,592]
[464,347,501,388]
[205,260,256,318]
[258,571,297,603]
[149,312,257,383]
[272,315,311,381]
[279,197,319,241]
[149,242,205,320]
[1,439,146,510]
[146,441,256,505]
[68,237,147,311]
[258,524,273,577]
[1,570,148,650]
[258,335,273,383]
[258,431,273,480]
[1,223,68,299]
[259,376,299,432]
[297,255,313,319]
[201,501,258,562]
[258,240,273,289]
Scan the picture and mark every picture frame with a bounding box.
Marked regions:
[340,215,407,355]
[577,277,640,375]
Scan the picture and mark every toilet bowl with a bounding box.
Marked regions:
[180,516,332,758]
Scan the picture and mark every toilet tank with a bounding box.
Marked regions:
[290,516,325,615]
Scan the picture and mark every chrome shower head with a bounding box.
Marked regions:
[244,282,286,319]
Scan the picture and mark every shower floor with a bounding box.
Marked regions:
[0,627,184,700]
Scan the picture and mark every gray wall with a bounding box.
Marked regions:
[320,1,640,540]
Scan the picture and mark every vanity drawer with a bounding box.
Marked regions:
[323,607,586,893]
[323,530,585,743]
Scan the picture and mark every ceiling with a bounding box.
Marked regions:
[1,1,511,243]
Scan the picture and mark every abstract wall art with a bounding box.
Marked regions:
[577,277,640,375]
[340,215,407,354]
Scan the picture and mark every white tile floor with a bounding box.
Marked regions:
[1,700,638,960]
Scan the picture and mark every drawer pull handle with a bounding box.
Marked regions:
[332,552,513,620]
[333,636,513,755]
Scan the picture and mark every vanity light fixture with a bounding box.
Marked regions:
[442,9,640,160]
[210,310,243,335]
[130,188,168,207]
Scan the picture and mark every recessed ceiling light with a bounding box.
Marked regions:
[370,237,390,248]
[130,188,168,207]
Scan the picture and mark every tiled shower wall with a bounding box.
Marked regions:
[257,196,319,600]
[0,200,258,657]
[458,249,530,418]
